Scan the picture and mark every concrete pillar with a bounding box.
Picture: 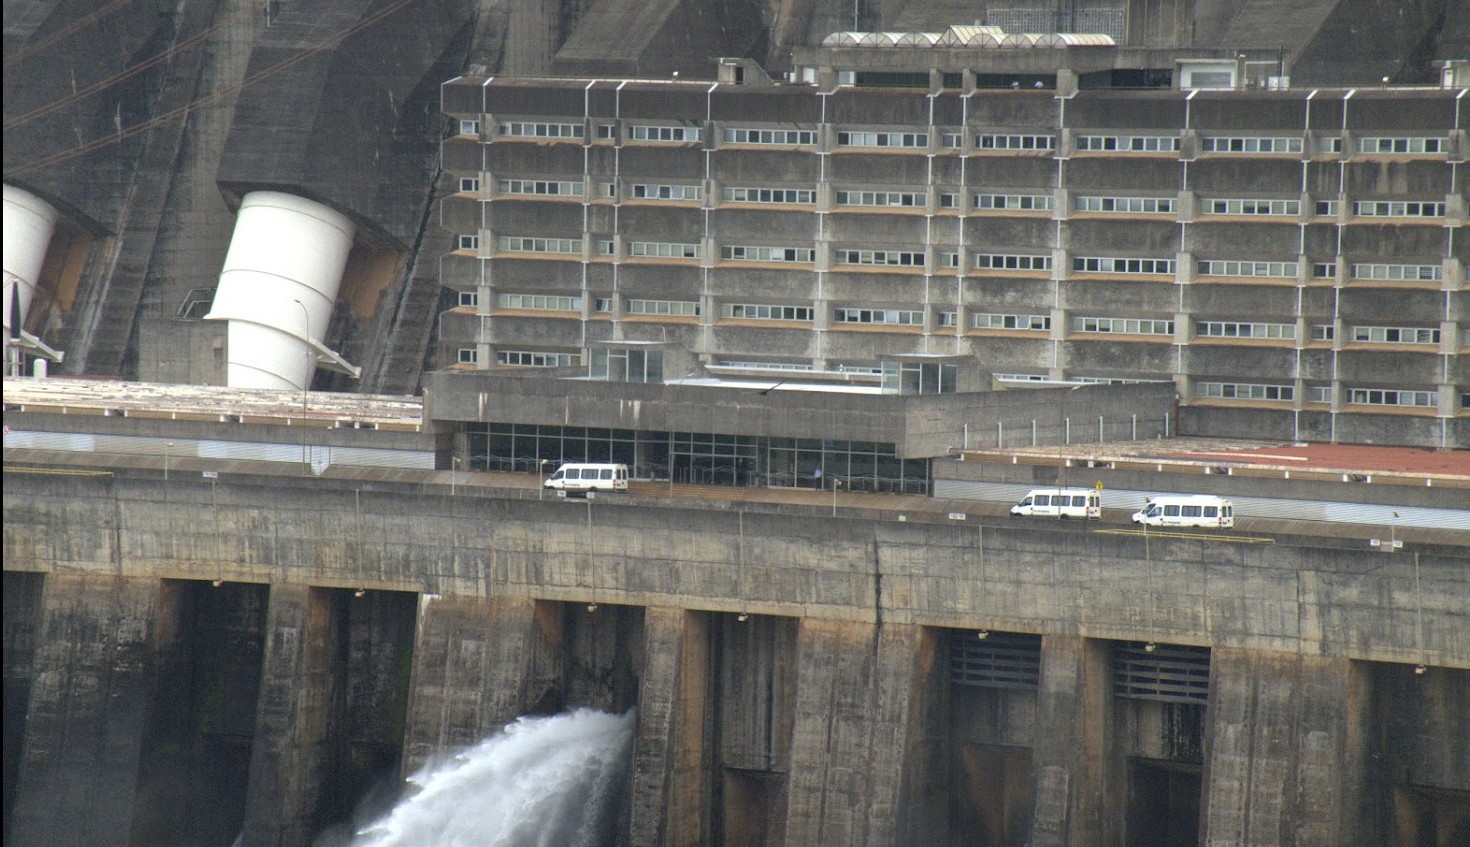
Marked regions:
[240,584,339,847]
[7,574,159,847]
[1029,635,1108,847]
[398,594,555,775]
[627,606,710,847]
[782,620,935,846]
[1202,648,1364,847]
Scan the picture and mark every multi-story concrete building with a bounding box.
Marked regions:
[439,41,1468,451]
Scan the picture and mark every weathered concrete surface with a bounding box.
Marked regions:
[6,574,158,847]
[1201,649,1362,847]
[782,620,939,846]
[627,606,710,847]
[1030,635,1110,847]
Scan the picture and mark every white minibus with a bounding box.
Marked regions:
[1010,488,1102,519]
[543,463,629,497]
[1131,495,1234,528]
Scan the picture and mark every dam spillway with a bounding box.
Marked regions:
[2,457,1467,847]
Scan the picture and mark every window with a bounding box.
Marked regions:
[495,293,581,312]
[1346,388,1437,408]
[722,245,815,263]
[498,179,584,197]
[1356,137,1445,154]
[713,359,814,372]
[1350,263,1442,282]
[836,190,926,208]
[836,249,924,266]
[457,347,479,364]
[722,186,816,204]
[596,124,617,140]
[1352,201,1446,218]
[972,313,1050,330]
[629,124,702,142]
[1195,321,1295,340]
[592,298,613,313]
[1310,324,1335,341]
[457,235,479,251]
[1073,256,1175,275]
[498,236,582,254]
[976,134,1055,151]
[837,131,928,148]
[936,251,959,268]
[627,241,701,259]
[1207,198,1300,216]
[1197,260,1298,278]
[1312,262,1336,279]
[974,253,1052,271]
[1075,135,1179,152]
[833,308,923,325]
[721,303,813,321]
[497,350,580,367]
[596,240,615,256]
[1314,200,1340,217]
[498,121,584,139]
[1307,385,1333,403]
[458,120,479,136]
[940,132,964,148]
[1071,316,1174,335]
[591,347,664,383]
[975,193,1053,211]
[630,183,703,201]
[939,193,960,208]
[1315,136,1343,154]
[1201,136,1303,154]
[627,299,699,316]
[1197,381,1294,401]
[458,290,479,308]
[936,311,958,327]
[1350,325,1440,344]
[459,177,480,193]
[882,360,956,395]
[722,128,816,146]
[1074,196,1176,214]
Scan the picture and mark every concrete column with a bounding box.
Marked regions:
[627,606,710,847]
[782,620,934,847]
[8,574,159,847]
[1029,634,1108,847]
[1201,648,1363,847]
[240,584,339,847]
[398,594,553,775]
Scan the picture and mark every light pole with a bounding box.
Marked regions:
[292,299,310,473]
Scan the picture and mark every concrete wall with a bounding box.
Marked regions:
[4,466,1468,846]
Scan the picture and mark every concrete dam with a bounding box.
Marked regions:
[4,455,1468,847]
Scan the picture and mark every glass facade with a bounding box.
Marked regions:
[466,423,929,493]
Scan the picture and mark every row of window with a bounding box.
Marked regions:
[471,178,1455,223]
[459,237,1446,284]
[465,121,1452,158]
[464,292,1449,347]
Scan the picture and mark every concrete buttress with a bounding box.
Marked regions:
[7,574,158,847]
[1029,635,1108,847]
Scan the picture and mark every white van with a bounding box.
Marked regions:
[1010,488,1102,519]
[1131,495,1234,529]
[544,463,629,497]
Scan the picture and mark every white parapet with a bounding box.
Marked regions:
[3,185,59,344]
[205,191,356,391]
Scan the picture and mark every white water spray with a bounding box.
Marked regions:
[352,709,636,847]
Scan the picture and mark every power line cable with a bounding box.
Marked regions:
[4,0,139,68]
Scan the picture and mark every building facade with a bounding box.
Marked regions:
[439,71,1468,449]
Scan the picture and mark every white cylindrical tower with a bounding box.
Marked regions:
[205,191,356,390]
[3,184,59,344]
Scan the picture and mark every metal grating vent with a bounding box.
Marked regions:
[986,9,1126,41]
[950,631,1042,690]
[1113,644,1211,705]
